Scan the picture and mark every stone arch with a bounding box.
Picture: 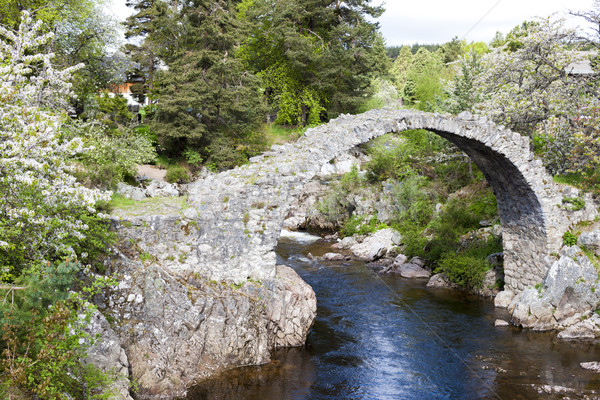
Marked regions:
[184,109,593,293]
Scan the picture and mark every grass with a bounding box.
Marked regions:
[264,123,305,145]
[109,193,190,217]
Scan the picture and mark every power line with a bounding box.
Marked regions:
[462,0,503,40]
[369,269,503,400]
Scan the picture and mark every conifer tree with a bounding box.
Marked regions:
[148,0,266,163]
[241,0,388,125]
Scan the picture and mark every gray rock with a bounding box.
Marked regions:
[495,319,509,327]
[116,182,146,201]
[393,254,408,267]
[322,252,345,261]
[409,256,425,268]
[398,263,431,279]
[427,273,453,288]
[334,236,359,250]
[283,216,305,230]
[494,290,515,308]
[542,255,598,313]
[349,228,401,262]
[83,310,133,400]
[579,230,600,256]
[145,180,180,197]
[557,320,596,340]
[581,362,600,372]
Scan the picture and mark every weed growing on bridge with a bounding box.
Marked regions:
[562,197,586,211]
[562,231,579,246]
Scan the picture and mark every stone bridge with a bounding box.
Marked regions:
[180,108,598,292]
[105,108,600,397]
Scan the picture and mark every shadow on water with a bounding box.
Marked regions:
[186,235,600,400]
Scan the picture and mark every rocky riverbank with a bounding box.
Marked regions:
[88,196,316,399]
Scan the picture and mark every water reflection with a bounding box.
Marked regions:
[187,237,600,400]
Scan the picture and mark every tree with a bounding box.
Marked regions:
[473,17,584,134]
[403,47,446,110]
[241,0,388,125]
[148,0,267,165]
[390,45,413,94]
[0,0,123,105]
[440,51,484,114]
[0,11,111,273]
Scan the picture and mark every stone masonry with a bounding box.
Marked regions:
[180,108,596,292]
[105,108,600,396]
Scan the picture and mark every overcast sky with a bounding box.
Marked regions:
[107,0,596,46]
[377,0,594,45]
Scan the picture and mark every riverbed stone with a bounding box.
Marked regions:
[494,290,515,308]
[581,362,600,372]
[495,319,509,327]
[349,228,401,262]
[557,320,597,340]
[322,252,345,261]
[398,263,431,279]
[426,273,454,288]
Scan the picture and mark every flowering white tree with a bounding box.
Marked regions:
[473,17,586,134]
[0,11,111,273]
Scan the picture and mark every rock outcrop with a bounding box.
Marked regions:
[96,204,316,398]
[505,244,600,333]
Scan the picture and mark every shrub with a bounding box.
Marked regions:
[563,231,579,246]
[436,252,489,288]
[165,165,191,183]
[341,215,388,237]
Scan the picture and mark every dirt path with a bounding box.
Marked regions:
[136,164,166,181]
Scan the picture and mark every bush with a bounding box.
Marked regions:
[436,252,489,288]
[341,215,388,237]
[165,165,191,183]
[563,231,579,246]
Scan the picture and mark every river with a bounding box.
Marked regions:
[186,231,600,399]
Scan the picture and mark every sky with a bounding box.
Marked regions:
[107,0,596,46]
[377,0,595,45]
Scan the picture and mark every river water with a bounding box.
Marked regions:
[187,232,600,400]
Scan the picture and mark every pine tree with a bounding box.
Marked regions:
[148,0,266,164]
[241,0,388,125]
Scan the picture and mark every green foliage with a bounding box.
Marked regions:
[0,261,118,399]
[241,0,388,124]
[70,122,156,189]
[365,130,450,182]
[341,215,388,237]
[165,165,191,184]
[147,0,267,162]
[562,196,586,211]
[435,252,489,288]
[402,48,448,110]
[97,93,133,126]
[563,231,579,246]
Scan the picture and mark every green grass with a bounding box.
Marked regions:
[554,173,586,187]
[264,123,305,145]
[109,193,190,217]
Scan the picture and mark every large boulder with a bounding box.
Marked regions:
[100,214,317,398]
[117,182,146,201]
[145,180,180,197]
[349,228,402,262]
[396,263,431,279]
[578,229,600,256]
[508,246,600,331]
[84,311,133,400]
